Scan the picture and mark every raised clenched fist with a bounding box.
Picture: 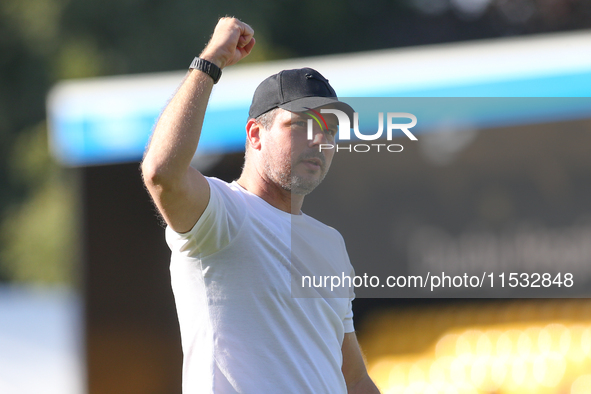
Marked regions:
[200,17,255,69]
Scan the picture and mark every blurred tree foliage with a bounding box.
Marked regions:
[0,122,78,284]
[1,0,590,285]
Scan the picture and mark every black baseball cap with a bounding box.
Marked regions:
[248,67,354,120]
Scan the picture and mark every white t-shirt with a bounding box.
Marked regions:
[166,177,355,394]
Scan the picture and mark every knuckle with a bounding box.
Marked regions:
[219,16,236,25]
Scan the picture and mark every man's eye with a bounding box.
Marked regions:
[292,120,306,128]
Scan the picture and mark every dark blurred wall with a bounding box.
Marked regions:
[82,162,181,394]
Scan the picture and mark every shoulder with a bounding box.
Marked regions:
[302,213,340,233]
[206,176,235,195]
[165,177,248,255]
[302,214,346,245]
[206,177,247,206]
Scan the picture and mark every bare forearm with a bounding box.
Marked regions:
[348,375,381,394]
[342,333,381,394]
[142,69,213,186]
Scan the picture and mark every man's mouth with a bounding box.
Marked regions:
[296,151,326,172]
[305,158,322,166]
[300,157,324,170]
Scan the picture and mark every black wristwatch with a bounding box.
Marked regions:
[189,57,222,84]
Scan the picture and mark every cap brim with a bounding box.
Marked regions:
[279,96,355,121]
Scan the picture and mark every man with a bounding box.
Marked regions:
[141,17,380,394]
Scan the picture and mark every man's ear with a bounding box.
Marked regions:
[246,118,262,150]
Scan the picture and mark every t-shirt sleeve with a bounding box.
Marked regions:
[339,232,356,334]
[165,178,245,258]
[343,297,355,333]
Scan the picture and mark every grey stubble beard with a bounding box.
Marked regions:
[263,151,328,196]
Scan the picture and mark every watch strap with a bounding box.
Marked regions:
[189,57,222,84]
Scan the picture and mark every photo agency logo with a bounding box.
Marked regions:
[306,108,418,152]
